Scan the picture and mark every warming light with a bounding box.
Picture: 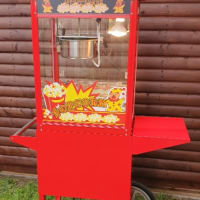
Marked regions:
[108,18,127,37]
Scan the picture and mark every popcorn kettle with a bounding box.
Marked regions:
[58,18,101,67]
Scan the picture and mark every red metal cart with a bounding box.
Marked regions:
[10,0,190,199]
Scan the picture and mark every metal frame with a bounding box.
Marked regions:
[126,0,138,135]
[31,0,43,126]
[12,118,36,136]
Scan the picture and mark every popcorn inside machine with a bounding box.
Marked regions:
[10,0,190,199]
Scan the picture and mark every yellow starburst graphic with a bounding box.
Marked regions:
[64,81,98,111]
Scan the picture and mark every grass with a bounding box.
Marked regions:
[155,193,176,200]
[0,177,74,200]
[0,177,175,200]
[0,177,38,200]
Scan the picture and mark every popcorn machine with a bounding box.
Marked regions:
[10,0,190,199]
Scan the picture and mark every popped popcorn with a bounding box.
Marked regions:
[57,1,108,14]
[88,114,102,123]
[59,112,74,121]
[103,114,119,124]
[74,113,88,122]
[101,3,109,12]
[43,82,66,98]
[57,3,70,13]
[94,3,108,13]
[43,109,53,119]
[69,3,81,13]
[81,3,94,13]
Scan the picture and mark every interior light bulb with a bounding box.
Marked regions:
[108,18,127,37]
[116,18,125,22]
[108,22,127,37]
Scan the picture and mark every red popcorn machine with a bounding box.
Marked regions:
[10,0,190,199]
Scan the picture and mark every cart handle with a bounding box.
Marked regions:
[13,117,36,136]
[10,117,37,150]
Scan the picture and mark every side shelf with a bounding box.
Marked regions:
[132,116,190,155]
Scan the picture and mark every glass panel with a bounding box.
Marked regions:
[39,18,54,109]
[39,17,129,129]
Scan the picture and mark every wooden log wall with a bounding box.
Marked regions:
[0,0,36,173]
[133,0,200,190]
[0,0,37,174]
[0,0,200,190]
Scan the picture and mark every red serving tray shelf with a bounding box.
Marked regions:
[132,116,190,155]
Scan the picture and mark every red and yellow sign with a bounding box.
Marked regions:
[42,80,126,127]
[36,0,130,15]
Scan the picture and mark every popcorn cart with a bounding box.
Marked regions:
[10,0,190,199]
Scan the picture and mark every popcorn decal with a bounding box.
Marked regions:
[106,88,126,112]
[81,3,94,13]
[57,2,70,13]
[93,3,108,13]
[103,114,119,124]
[43,82,66,112]
[43,109,53,119]
[42,0,53,13]
[49,112,119,124]
[74,113,88,122]
[42,80,126,127]
[113,0,125,13]
[56,0,108,14]
[43,82,66,98]
[59,112,74,121]
[88,113,102,123]
[37,0,130,15]
[69,2,81,13]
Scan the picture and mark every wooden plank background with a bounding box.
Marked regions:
[0,0,200,190]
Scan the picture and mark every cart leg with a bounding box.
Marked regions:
[56,196,61,200]
[39,194,45,200]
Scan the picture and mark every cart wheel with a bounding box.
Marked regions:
[131,182,155,200]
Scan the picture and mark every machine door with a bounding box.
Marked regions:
[38,11,130,132]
